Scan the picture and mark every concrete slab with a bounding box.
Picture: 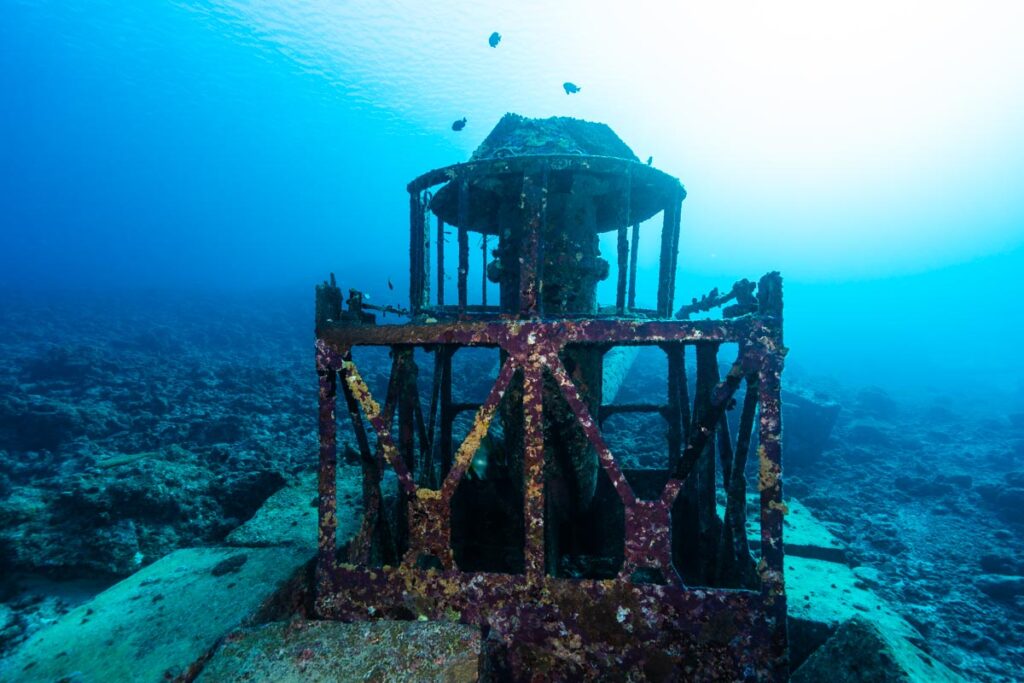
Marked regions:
[0,546,310,683]
[227,468,361,551]
[197,619,481,682]
[225,473,320,550]
[725,495,847,563]
[778,497,847,563]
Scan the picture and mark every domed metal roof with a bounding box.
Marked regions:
[419,114,684,234]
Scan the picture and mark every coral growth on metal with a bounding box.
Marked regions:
[314,149,788,681]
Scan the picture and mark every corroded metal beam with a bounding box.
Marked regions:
[314,287,787,678]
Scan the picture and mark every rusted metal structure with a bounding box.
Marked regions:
[314,115,788,680]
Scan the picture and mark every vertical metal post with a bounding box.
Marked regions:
[758,345,787,677]
[482,234,488,307]
[665,344,685,474]
[424,349,444,489]
[522,360,546,581]
[458,227,469,313]
[518,170,547,317]
[616,225,628,314]
[627,223,639,310]
[665,189,683,317]
[316,345,339,590]
[656,200,676,317]
[457,180,469,313]
[437,217,445,308]
[396,348,416,475]
[395,348,416,558]
[755,270,787,678]
[617,167,632,315]
[439,348,454,477]
[718,370,759,588]
[520,172,538,317]
[409,191,424,315]
[341,357,383,565]
[694,343,721,583]
[669,341,698,583]
[422,192,431,311]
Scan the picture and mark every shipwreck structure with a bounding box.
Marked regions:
[314,114,788,680]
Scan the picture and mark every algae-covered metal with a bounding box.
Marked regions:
[314,116,788,680]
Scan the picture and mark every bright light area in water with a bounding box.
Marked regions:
[200,0,1024,280]
[2,0,1023,390]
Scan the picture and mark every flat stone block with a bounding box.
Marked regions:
[727,495,847,563]
[0,546,310,682]
[780,497,847,563]
[227,468,361,551]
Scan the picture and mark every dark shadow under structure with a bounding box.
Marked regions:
[313,115,788,680]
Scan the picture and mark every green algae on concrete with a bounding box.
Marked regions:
[0,546,310,683]
[777,497,847,563]
[791,616,964,683]
[787,554,916,642]
[227,468,360,551]
[196,619,481,682]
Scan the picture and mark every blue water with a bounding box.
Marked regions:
[4,1,1022,397]
[2,1,1023,679]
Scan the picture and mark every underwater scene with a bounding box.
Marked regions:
[1,1,1023,681]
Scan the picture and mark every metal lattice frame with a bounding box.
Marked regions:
[314,156,787,680]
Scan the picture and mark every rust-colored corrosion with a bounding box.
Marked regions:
[314,145,788,680]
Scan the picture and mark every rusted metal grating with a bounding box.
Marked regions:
[314,148,787,680]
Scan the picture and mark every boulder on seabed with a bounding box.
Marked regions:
[781,386,841,468]
[196,620,481,682]
[791,616,964,683]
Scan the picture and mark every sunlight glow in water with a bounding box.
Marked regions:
[200,0,1024,280]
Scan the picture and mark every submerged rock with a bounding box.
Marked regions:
[0,546,310,683]
[197,620,481,682]
[791,616,963,682]
[975,574,1024,603]
[0,450,287,576]
[781,386,841,467]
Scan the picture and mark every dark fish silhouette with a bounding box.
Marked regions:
[646,156,653,166]
[563,82,581,94]
[489,32,501,48]
[387,278,394,291]
[452,117,467,131]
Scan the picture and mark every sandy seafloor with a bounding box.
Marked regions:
[0,290,1022,681]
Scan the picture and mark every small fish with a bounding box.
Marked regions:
[451,117,467,131]
[646,156,653,166]
[387,278,394,291]
[488,32,501,48]
[563,82,581,94]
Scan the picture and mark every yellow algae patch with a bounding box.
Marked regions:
[416,488,442,503]
[757,446,780,492]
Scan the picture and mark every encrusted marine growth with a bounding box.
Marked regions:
[314,114,789,680]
